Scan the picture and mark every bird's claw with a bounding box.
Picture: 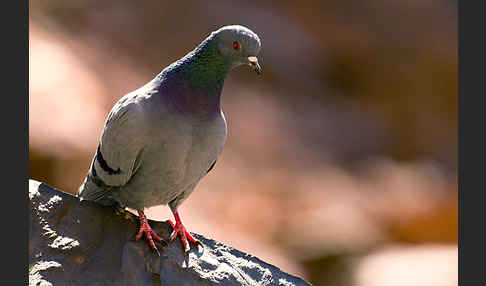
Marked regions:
[136,212,163,256]
[168,219,201,252]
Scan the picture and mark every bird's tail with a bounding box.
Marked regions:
[78,168,119,207]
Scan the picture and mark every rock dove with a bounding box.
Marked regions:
[78,25,262,254]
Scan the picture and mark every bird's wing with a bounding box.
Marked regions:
[91,94,146,188]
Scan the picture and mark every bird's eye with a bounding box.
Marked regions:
[233,41,240,51]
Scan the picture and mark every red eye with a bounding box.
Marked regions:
[233,41,240,50]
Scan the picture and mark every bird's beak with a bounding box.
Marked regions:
[248,56,262,75]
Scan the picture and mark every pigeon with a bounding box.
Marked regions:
[78,25,262,254]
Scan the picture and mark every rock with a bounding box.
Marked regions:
[28,179,311,286]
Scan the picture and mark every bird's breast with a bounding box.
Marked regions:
[141,110,227,194]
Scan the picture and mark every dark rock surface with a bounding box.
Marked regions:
[29,179,311,286]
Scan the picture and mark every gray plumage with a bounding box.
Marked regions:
[78,25,262,215]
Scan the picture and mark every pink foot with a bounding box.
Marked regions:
[168,211,200,252]
[136,210,162,256]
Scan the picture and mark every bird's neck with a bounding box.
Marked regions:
[177,39,230,87]
[167,78,224,120]
[158,40,230,119]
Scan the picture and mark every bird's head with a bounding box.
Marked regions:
[210,25,262,75]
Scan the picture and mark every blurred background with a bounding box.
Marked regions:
[29,0,457,285]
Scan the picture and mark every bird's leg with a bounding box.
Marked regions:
[168,211,200,252]
[135,210,162,256]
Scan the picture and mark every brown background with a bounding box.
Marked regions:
[29,1,457,285]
